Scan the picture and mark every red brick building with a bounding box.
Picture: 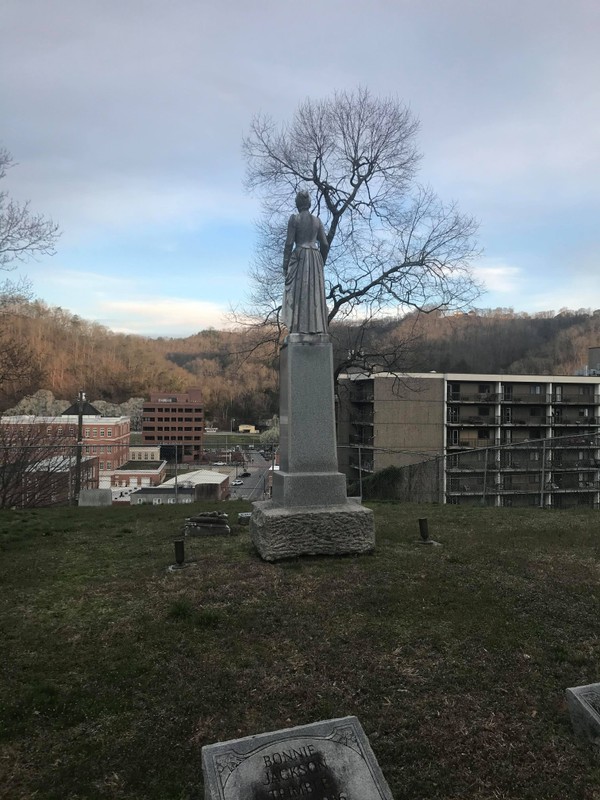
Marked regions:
[0,415,130,483]
[111,459,167,489]
[141,389,204,463]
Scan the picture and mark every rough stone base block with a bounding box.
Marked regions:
[250,498,375,561]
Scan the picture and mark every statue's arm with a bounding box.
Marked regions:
[283,214,296,274]
[317,219,329,265]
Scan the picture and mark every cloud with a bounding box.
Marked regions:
[473,260,522,295]
[97,297,231,336]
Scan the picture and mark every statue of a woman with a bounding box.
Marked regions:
[281,190,329,335]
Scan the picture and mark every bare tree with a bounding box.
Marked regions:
[0,148,60,269]
[241,88,481,373]
[0,420,96,508]
[0,148,60,400]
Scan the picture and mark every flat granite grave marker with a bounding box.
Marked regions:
[566,682,600,743]
[202,716,393,800]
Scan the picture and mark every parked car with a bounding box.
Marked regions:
[240,471,251,477]
[213,461,226,466]
[231,479,244,486]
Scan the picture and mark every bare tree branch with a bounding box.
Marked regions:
[0,148,61,270]
[239,87,481,376]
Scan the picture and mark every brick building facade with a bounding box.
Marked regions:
[141,389,204,463]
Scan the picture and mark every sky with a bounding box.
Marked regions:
[1,0,599,337]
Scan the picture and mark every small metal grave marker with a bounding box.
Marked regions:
[202,716,394,800]
[566,682,600,744]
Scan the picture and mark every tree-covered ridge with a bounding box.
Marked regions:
[2,297,600,423]
[0,296,279,425]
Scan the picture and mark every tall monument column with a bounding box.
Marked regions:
[250,192,374,561]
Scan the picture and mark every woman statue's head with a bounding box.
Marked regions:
[295,190,311,212]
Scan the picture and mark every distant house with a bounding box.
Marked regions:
[110,459,167,489]
[129,469,230,504]
[238,424,257,434]
[0,455,99,508]
[129,486,197,505]
[162,469,230,501]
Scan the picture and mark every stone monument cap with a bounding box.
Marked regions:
[201,715,394,799]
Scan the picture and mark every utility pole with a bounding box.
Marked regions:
[358,444,363,501]
[174,440,179,503]
[540,438,547,508]
[73,389,85,506]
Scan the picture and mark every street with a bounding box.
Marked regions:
[228,450,272,502]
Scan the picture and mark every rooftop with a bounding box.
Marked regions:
[116,461,166,472]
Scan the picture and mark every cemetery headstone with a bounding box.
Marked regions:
[202,716,394,800]
[184,512,233,536]
[566,682,600,743]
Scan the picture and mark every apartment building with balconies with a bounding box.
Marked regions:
[337,372,600,508]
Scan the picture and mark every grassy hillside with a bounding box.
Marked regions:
[1,503,599,799]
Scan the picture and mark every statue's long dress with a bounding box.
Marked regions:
[281,243,328,334]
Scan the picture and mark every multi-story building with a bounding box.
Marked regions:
[337,372,600,509]
[141,389,204,463]
[0,415,130,481]
[0,454,99,508]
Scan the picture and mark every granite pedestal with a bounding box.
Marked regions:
[250,334,374,561]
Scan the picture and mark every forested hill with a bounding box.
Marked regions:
[2,297,600,422]
[392,308,600,375]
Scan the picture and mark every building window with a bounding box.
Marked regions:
[93,428,97,437]
[107,446,112,453]
[107,429,112,437]
[106,461,112,469]
[448,383,460,401]
[47,426,52,434]
[92,446,97,453]
[478,384,490,394]
[99,462,104,470]
[530,385,542,395]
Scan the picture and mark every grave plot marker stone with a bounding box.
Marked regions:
[202,716,394,800]
[566,682,600,744]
